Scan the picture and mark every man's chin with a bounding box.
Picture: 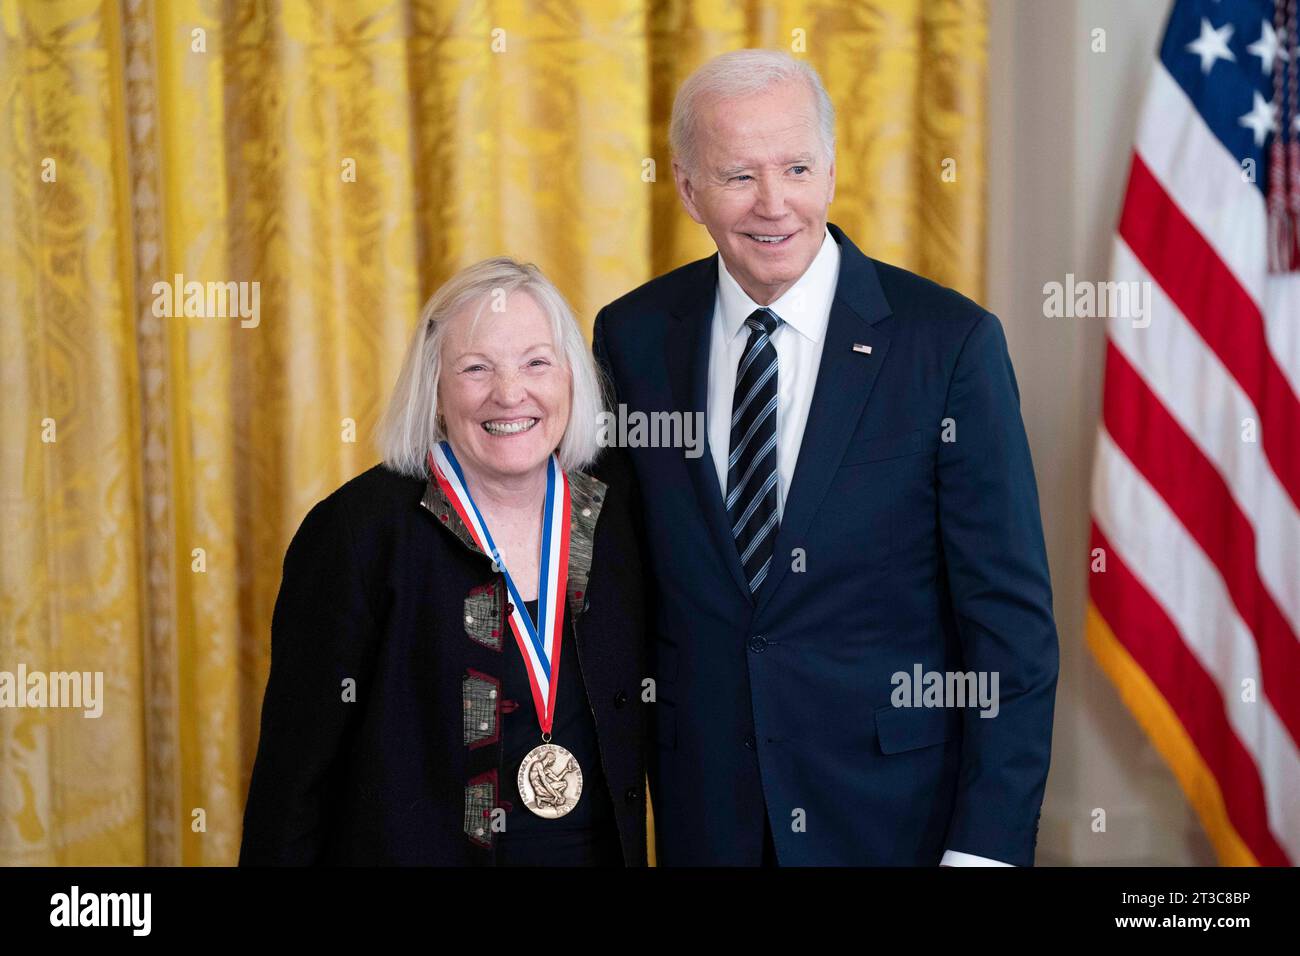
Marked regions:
[740,266,799,294]
[732,248,812,281]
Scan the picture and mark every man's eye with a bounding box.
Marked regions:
[790,166,809,175]
[730,174,752,182]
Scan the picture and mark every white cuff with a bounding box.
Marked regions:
[940,849,1015,867]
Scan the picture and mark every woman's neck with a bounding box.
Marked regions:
[455,459,549,602]
[458,459,549,519]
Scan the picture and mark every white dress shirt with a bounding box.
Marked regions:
[707,227,839,514]
[704,227,1013,869]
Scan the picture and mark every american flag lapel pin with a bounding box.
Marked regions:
[852,343,872,355]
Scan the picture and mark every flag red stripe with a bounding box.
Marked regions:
[1101,342,1300,751]
[1117,153,1300,511]
[1088,523,1291,866]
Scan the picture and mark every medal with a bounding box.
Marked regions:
[430,442,582,818]
[518,742,583,818]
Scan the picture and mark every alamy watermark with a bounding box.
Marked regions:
[891,664,1000,719]
[0,665,103,718]
[151,273,260,328]
[50,886,150,936]
[596,404,705,458]
[1043,274,1151,328]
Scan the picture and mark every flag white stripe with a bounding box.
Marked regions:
[1262,276,1300,407]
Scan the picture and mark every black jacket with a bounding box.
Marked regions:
[239,450,648,865]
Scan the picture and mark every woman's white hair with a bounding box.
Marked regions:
[669,49,835,174]
[377,257,606,478]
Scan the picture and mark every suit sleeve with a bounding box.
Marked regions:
[935,311,1059,867]
[592,305,619,406]
[591,304,666,807]
[239,492,379,865]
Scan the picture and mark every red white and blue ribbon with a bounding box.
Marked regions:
[428,441,571,734]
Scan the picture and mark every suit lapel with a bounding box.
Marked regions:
[754,223,894,615]
[665,255,754,600]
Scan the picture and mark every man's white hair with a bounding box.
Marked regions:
[377,257,606,478]
[669,49,836,173]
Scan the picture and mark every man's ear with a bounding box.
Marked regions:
[826,156,836,206]
[673,160,706,225]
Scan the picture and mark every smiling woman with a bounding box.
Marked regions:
[437,290,574,495]
[377,257,605,479]
[239,258,649,866]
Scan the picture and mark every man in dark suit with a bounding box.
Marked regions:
[592,49,1058,866]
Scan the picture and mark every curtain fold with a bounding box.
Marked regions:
[0,0,986,865]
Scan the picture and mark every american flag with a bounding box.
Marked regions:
[1088,0,1300,865]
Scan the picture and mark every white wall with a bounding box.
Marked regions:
[987,0,1217,865]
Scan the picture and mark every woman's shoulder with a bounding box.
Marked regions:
[295,463,428,543]
[332,462,428,510]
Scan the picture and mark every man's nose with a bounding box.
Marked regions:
[754,174,787,218]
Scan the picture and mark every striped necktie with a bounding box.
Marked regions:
[726,307,782,593]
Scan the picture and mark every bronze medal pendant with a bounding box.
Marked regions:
[518,741,583,818]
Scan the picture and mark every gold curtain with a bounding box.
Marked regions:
[0,0,986,865]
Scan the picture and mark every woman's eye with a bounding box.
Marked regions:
[461,364,486,373]
[528,358,550,368]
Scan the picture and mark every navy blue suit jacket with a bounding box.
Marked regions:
[593,222,1058,866]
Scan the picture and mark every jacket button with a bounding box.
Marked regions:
[614,690,627,708]
[748,635,767,653]
[624,787,639,804]
[744,735,756,750]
